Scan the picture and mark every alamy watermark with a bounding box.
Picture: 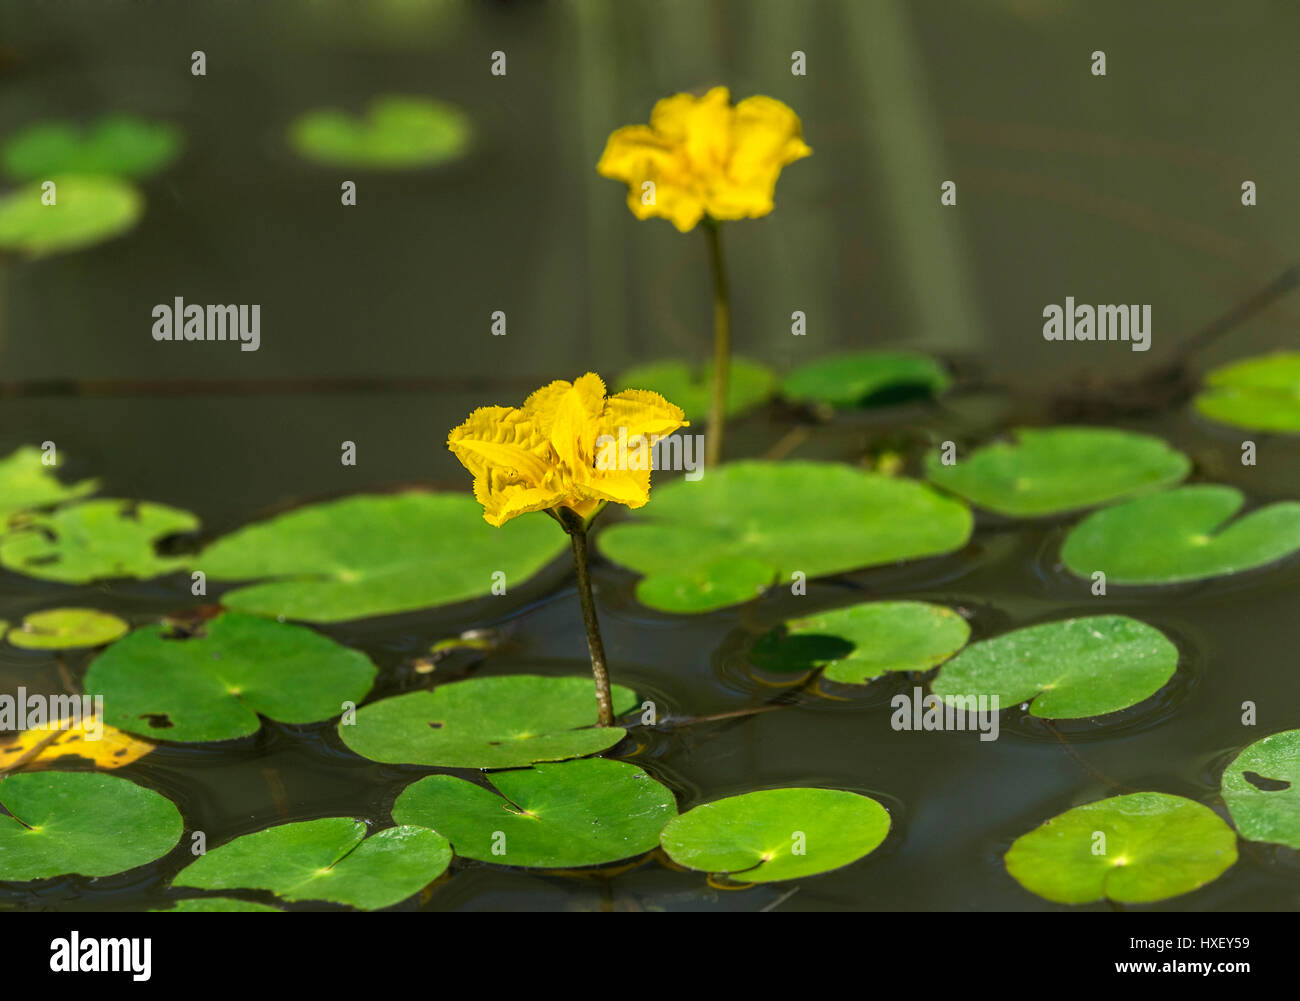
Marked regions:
[890,687,1000,741]
[1043,297,1151,352]
[595,428,704,481]
[151,297,260,352]
[0,688,103,739]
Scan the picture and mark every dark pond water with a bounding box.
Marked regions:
[1,0,1298,911]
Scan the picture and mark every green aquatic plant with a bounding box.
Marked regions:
[0,444,98,518]
[3,114,182,181]
[1220,729,1300,849]
[289,95,471,169]
[782,350,950,410]
[0,174,143,256]
[6,608,128,650]
[1193,352,1300,433]
[616,357,778,422]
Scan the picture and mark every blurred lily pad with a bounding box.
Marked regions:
[83,612,377,742]
[0,445,98,520]
[616,358,777,421]
[1221,729,1300,849]
[3,115,182,180]
[1005,792,1237,904]
[931,615,1177,719]
[1061,485,1300,585]
[925,427,1190,517]
[0,499,198,583]
[597,461,972,613]
[196,492,565,622]
[7,608,128,650]
[781,350,950,408]
[154,897,281,913]
[339,674,635,768]
[0,174,143,256]
[753,600,969,683]
[660,788,890,883]
[1194,352,1300,433]
[173,818,450,910]
[0,771,182,880]
[393,758,675,868]
[290,95,471,169]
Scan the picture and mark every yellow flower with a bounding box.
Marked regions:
[448,373,688,527]
[596,86,811,233]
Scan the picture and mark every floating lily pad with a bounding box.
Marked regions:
[392,758,675,868]
[173,819,450,910]
[3,115,182,180]
[0,771,182,880]
[340,674,635,768]
[0,174,143,256]
[924,427,1190,517]
[0,499,198,583]
[290,95,471,169]
[7,608,128,650]
[616,358,777,421]
[0,445,98,521]
[197,492,566,622]
[598,461,972,613]
[1194,352,1300,433]
[930,615,1177,719]
[0,715,154,772]
[1004,792,1237,904]
[753,601,969,683]
[83,612,376,742]
[154,897,281,913]
[1061,485,1300,585]
[781,351,950,408]
[660,788,891,883]
[1221,729,1300,849]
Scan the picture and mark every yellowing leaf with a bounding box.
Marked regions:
[0,715,155,772]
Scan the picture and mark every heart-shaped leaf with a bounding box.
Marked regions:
[0,499,198,583]
[660,788,891,883]
[1061,485,1300,585]
[0,445,98,520]
[0,175,143,256]
[196,492,566,622]
[930,615,1178,719]
[83,612,376,742]
[1221,729,1300,849]
[752,600,969,683]
[0,771,182,880]
[7,608,128,650]
[781,351,949,408]
[173,819,450,910]
[616,358,777,421]
[392,758,675,868]
[1194,352,1300,433]
[598,461,972,613]
[925,427,1190,517]
[1005,792,1237,904]
[3,115,182,180]
[339,674,635,768]
[289,95,471,169]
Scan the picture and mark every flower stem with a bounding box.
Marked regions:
[559,509,615,727]
[704,219,731,469]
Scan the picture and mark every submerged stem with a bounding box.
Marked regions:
[704,219,731,469]
[559,509,615,727]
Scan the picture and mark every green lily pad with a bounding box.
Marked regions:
[339,674,635,768]
[1061,485,1300,585]
[1194,352,1300,433]
[3,115,182,181]
[598,461,972,613]
[0,499,198,583]
[1005,792,1237,904]
[0,771,182,880]
[753,601,969,683]
[924,427,1190,517]
[930,615,1177,719]
[1221,729,1300,849]
[392,758,675,868]
[154,897,282,913]
[0,445,98,520]
[7,608,129,650]
[781,350,950,408]
[173,819,450,910]
[660,788,891,883]
[197,492,566,623]
[290,95,471,169]
[83,612,376,742]
[616,358,777,421]
[0,174,143,256]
